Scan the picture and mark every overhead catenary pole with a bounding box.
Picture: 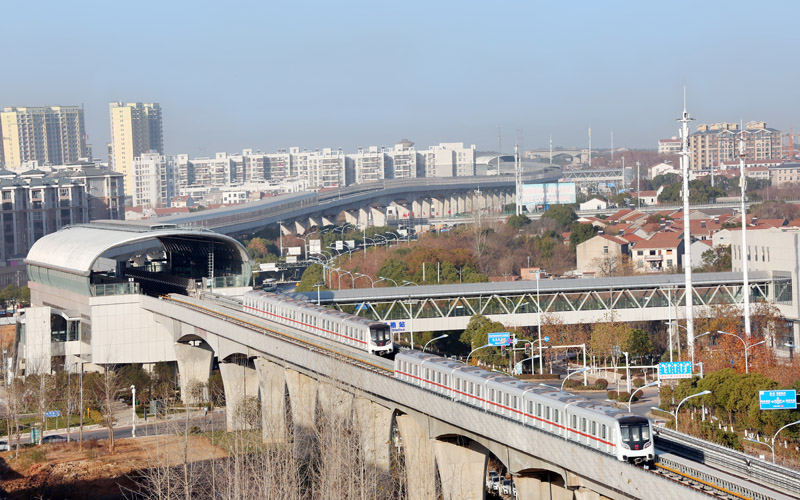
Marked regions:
[739,126,751,337]
[678,91,696,365]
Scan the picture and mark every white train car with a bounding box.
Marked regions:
[395,351,653,464]
[243,290,393,355]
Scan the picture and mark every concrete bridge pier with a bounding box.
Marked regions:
[433,440,488,500]
[396,415,436,500]
[358,207,370,227]
[285,368,319,459]
[253,357,287,443]
[411,198,423,218]
[321,215,337,227]
[354,398,393,472]
[370,206,387,227]
[514,474,591,500]
[219,358,259,431]
[293,220,308,235]
[308,216,322,229]
[173,342,213,404]
[343,210,359,227]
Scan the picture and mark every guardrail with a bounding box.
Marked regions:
[654,426,800,496]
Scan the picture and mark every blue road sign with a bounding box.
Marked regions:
[385,321,407,334]
[355,302,369,311]
[488,332,511,346]
[759,390,797,410]
[658,361,693,380]
[543,336,550,342]
[44,410,61,418]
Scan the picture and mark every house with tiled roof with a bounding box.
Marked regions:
[631,231,684,272]
[576,233,630,275]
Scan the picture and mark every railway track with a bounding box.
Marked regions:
[162,293,395,376]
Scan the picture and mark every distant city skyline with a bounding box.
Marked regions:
[2,1,798,157]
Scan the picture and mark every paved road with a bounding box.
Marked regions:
[12,411,227,445]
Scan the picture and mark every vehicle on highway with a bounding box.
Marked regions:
[486,470,499,491]
[500,478,513,496]
[261,278,277,292]
[0,440,9,451]
[41,435,67,443]
[395,351,654,464]
[243,290,394,355]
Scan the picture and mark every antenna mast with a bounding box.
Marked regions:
[739,123,751,338]
[678,89,696,365]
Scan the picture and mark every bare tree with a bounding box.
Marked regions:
[90,365,127,454]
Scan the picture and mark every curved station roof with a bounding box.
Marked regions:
[26,222,251,277]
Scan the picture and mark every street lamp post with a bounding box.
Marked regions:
[467,344,493,364]
[131,385,136,438]
[771,419,800,464]
[378,276,398,287]
[561,367,589,392]
[401,280,418,287]
[354,273,373,288]
[623,351,631,394]
[695,330,765,373]
[536,271,543,374]
[423,334,448,352]
[675,390,711,432]
[627,380,660,412]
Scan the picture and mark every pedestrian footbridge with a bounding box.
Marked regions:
[299,271,785,333]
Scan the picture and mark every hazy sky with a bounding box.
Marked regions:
[4,1,799,156]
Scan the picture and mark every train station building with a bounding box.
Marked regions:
[15,222,253,374]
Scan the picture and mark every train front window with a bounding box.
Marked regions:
[620,424,649,443]
[370,326,391,345]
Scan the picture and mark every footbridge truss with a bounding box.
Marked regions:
[300,271,788,332]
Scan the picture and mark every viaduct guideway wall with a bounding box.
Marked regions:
[144,294,710,500]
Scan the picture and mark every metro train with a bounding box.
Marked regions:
[395,350,654,464]
[242,290,394,355]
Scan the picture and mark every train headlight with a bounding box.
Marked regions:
[644,441,652,448]
[621,442,630,450]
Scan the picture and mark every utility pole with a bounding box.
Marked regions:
[636,161,641,209]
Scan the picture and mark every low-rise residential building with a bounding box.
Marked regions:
[576,234,630,275]
[631,231,683,272]
[657,137,681,155]
[579,198,607,211]
[0,163,124,264]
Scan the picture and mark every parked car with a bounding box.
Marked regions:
[486,470,498,490]
[491,476,501,491]
[41,435,66,443]
[0,440,9,451]
[501,479,513,496]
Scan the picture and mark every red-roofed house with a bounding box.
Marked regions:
[631,232,684,272]
[576,234,630,275]
[153,207,190,217]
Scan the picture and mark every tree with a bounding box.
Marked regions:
[91,366,127,454]
[296,263,326,292]
[541,205,577,229]
[696,245,731,272]
[506,213,531,230]
[569,222,598,249]
[459,314,507,365]
[625,329,653,361]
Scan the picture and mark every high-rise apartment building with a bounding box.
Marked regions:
[688,121,782,171]
[132,152,174,208]
[423,142,476,177]
[109,102,163,195]
[0,106,89,169]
